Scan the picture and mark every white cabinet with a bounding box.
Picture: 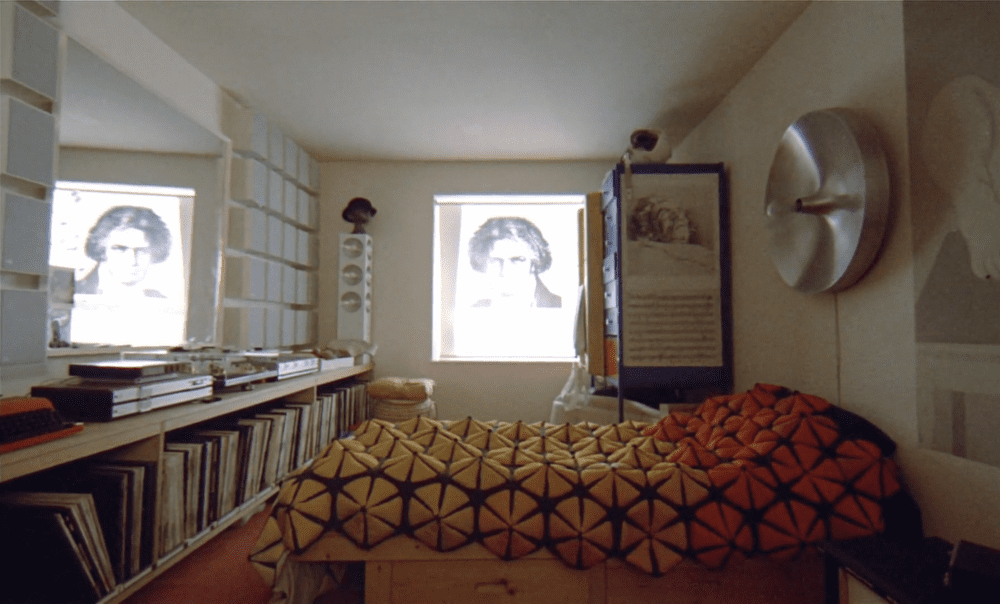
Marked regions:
[230,156,268,207]
[283,179,297,219]
[1,0,60,368]
[2,95,56,187]
[227,205,268,253]
[266,260,282,303]
[283,222,296,262]
[1,190,50,275]
[267,168,284,212]
[267,215,283,258]
[221,97,320,349]
[1,2,59,101]
[268,124,284,169]
[0,288,47,364]
[222,104,268,160]
[224,255,267,301]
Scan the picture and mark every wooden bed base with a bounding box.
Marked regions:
[294,533,825,604]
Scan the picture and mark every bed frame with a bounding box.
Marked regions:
[291,532,825,604]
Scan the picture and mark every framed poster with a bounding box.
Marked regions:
[606,163,732,401]
[905,2,1000,468]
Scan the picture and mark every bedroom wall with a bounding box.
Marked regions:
[671,0,999,549]
[318,161,612,423]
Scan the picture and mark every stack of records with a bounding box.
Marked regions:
[31,360,214,422]
[0,491,118,602]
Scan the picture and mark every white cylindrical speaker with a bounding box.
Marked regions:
[337,233,373,342]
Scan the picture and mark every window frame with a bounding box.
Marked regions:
[49,180,196,348]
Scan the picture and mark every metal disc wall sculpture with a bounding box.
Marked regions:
[764,108,890,294]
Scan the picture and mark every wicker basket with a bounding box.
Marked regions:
[370,397,437,422]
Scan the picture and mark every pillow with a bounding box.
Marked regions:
[367,377,435,401]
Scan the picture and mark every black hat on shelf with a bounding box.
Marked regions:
[342,197,377,234]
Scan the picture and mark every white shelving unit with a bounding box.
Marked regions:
[222,101,320,350]
[0,0,61,368]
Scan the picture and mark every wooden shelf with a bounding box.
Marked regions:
[1,361,372,604]
[0,363,372,483]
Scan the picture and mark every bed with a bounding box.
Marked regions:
[250,383,914,603]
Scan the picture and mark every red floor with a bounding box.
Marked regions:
[122,509,273,604]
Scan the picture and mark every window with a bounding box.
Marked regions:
[49,181,194,347]
[432,194,584,362]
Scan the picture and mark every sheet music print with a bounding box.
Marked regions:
[622,290,723,366]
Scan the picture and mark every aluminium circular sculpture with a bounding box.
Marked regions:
[764,108,890,294]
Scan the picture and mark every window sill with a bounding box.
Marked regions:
[432,356,575,364]
[47,345,155,358]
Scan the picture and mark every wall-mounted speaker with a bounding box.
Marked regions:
[337,233,372,342]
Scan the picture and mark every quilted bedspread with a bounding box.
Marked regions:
[250,383,903,581]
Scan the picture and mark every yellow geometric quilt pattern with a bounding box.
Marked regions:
[251,385,902,583]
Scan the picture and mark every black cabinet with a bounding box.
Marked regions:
[600,162,732,412]
[820,536,953,604]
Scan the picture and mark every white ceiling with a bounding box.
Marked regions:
[104,0,808,162]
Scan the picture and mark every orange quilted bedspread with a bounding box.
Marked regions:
[250,384,901,580]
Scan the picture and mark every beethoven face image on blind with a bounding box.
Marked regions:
[76,205,173,299]
[468,216,562,309]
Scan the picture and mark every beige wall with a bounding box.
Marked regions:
[672,0,999,549]
[318,161,611,423]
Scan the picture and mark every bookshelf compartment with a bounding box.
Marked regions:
[298,148,310,186]
[230,156,268,207]
[284,221,297,263]
[222,104,268,160]
[267,260,282,302]
[284,178,297,220]
[268,169,283,213]
[1,287,47,365]
[267,215,283,258]
[1,189,51,275]
[224,254,267,301]
[2,94,56,187]
[1,2,60,101]
[268,125,284,171]
[227,204,268,254]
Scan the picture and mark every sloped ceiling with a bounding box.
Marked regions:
[113,0,808,161]
[61,37,224,155]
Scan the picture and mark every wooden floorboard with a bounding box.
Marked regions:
[121,509,272,604]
